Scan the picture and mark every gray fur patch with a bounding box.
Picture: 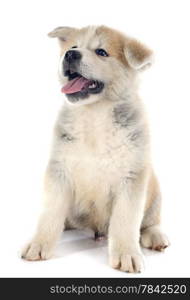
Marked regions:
[75,213,89,226]
[113,103,138,128]
[56,110,76,142]
[61,132,75,142]
[125,171,138,181]
[128,129,143,142]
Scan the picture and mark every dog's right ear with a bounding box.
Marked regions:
[48,26,78,42]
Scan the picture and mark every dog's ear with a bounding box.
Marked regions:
[124,38,154,70]
[48,26,78,42]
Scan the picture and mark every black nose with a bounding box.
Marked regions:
[64,50,82,63]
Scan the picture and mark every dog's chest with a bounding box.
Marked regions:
[58,104,134,180]
[53,103,144,230]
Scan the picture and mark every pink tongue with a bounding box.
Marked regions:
[61,77,90,94]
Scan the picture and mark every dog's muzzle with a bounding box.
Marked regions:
[61,50,104,102]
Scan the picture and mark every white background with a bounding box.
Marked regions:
[0,0,190,277]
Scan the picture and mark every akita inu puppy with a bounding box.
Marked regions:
[22,25,169,272]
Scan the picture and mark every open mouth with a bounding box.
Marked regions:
[61,70,104,101]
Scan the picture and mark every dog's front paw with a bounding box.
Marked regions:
[109,245,143,273]
[21,240,54,261]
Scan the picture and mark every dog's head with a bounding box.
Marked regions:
[48,25,153,105]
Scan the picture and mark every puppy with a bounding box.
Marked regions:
[22,25,169,272]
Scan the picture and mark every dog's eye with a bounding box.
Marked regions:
[71,46,77,49]
[95,49,109,57]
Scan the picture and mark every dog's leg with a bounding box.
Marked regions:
[140,173,170,251]
[108,170,148,273]
[22,161,71,261]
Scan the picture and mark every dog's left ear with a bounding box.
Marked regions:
[124,38,154,70]
[48,26,78,42]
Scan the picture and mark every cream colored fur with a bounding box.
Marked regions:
[22,25,169,272]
